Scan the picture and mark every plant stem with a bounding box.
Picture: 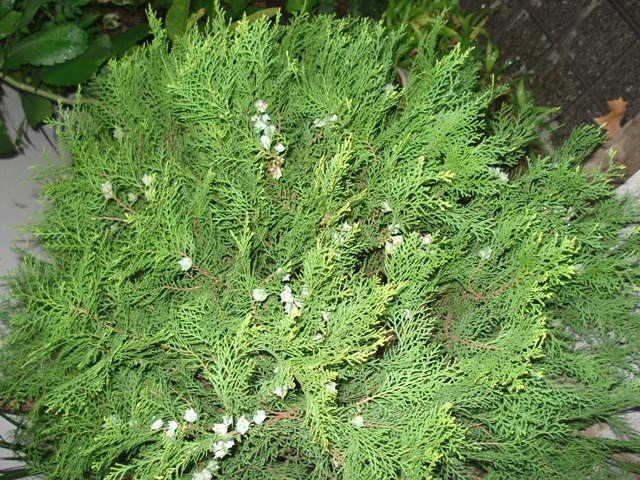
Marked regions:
[0,73,80,106]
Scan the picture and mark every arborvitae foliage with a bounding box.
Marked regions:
[1,12,639,480]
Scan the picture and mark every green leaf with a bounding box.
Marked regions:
[187,7,205,29]
[20,92,53,127]
[165,0,190,41]
[229,8,280,31]
[14,0,45,31]
[0,116,14,154]
[0,9,19,40]
[227,0,251,19]
[75,12,101,30]
[0,0,15,21]
[110,23,151,55]
[5,24,89,69]
[40,35,112,86]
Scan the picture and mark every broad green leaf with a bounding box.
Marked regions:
[0,9,18,40]
[227,0,251,19]
[40,35,112,86]
[20,92,53,127]
[286,0,317,13]
[165,0,189,41]
[5,25,89,69]
[0,0,15,21]
[0,116,14,154]
[75,12,101,30]
[110,24,150,55]
[187,7,205,29]
[229,8,280,31]
[14,0,45,31]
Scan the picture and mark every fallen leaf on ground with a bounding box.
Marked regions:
[593,97,627,140]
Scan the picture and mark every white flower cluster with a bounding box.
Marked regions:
[191,460,219,480]
[178,256,193,272]
[385,224,404,255]
[101,181,113,200]
[149,407,197,440]
[478,246,492,261]
[312,114,338,128]
[252,99,286,180]
[113,125,126,140]
[99,173,154,203]
[210,409,267,460]
[141,173,153,201]
[280,284,304,316]
[332,221,352,244]
[252,287,268,302]
[487,166,509,183]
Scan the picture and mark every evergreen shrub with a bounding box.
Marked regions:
[1,11,639,479]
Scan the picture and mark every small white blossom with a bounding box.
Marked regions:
[255,99,268,113]
[300,285,309,297]
[312,333,324,342]
[150,418,164,431]
[351,415,365,427]
[383,83,395,93]
[384,235,404,255]
[101,181,113,199]
[144,190,152,201]
[252,288,268,302]
[212,439,234,459]
[420,234,432,246]
[312,118,326,128]
[260,134,271,150]
[342,221,352,231]
[178,257,193,272]
[212,423,228,436]
[141,173,153,187]
[274,143,286,154]
[321,311,330,322]
[204,460,220,473]
[382,201,392,213]
[107,415,121,427]
[166,420,178,438]
[253,118,267,131]
[236,415,251,435]
[184,407,198,423]
[191,471,212,480]
[222,415,233,427]
[127,192,138,203]
[253,409,267,425]
[280,285,294,304]
[262,113,271,122]
[487,166,508,183]
[273,385,289,399]
[264,124,277,137]
[325,381,337,391]
[478,246,492,261]
[270,164,282,180]
[282,273,291,282]
[284,302,301,317]
[113,126,125,139]
[388,224,400,235]
[329,114,338,122]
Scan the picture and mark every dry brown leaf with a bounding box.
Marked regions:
[593,97,627,140]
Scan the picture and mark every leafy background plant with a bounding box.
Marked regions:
[0,0,554,156]
[0,8,639,479]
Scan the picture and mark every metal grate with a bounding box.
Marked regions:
[460,0,640,143]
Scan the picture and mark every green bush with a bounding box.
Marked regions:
[1,12,639,479]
